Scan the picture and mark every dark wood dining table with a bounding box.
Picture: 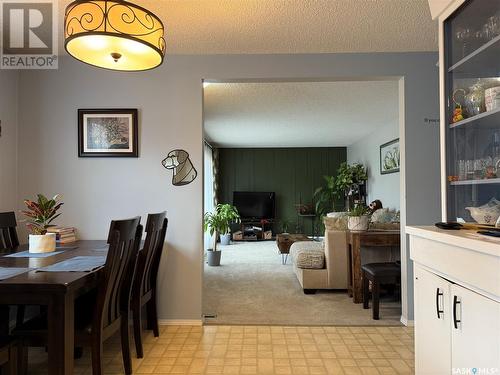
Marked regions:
[0,240,108,375]
[346,230,401,303]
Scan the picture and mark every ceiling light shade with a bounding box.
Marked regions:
[64,0,165,71]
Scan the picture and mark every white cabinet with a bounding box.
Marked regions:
[414,265,500,374]
[415,266,451,374]
[451,284,500,371]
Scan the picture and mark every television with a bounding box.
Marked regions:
[233,191,276,220]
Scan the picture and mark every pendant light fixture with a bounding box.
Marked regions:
[64,0,165,71]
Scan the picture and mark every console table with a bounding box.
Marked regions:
[347,230,400,303]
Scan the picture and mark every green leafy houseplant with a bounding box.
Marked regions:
[334,163,368,210]
[204,204,240,252]
[314,175,340,217]
[347,204,371,217]
[347,204,371,231]
[22,194,63,235]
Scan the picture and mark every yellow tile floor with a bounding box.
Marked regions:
[27,325,415,374]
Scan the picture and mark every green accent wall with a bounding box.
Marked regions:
[218,147,346,236]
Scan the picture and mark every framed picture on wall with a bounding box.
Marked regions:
[380,138,400,174]
[78,109,138,157]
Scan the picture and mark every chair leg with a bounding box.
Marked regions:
[120,313,132,375]
[362,273,370,310]
[132,302,144,359]
[90,334,103,375]
[7,343,18,375]
[15,306,25,328]
[16,340,28,375]
[146,293,159,337]
[372,281,380,320]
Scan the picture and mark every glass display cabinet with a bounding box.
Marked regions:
[443,0,500,224]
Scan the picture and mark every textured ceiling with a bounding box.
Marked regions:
[203,81,399,148]
[57,0,437,54]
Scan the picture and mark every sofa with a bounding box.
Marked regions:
[290,229,349,293]
[290,227,400,294]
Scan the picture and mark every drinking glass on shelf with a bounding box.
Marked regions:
[458,160,467,181]
[465,159,475,180]
[455,28,473,57]
[473,159,484,180]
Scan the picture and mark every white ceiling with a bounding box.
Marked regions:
[57,0,437,55]
[203,81,399,148]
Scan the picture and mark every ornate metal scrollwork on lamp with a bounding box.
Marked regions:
[64,0,165,71]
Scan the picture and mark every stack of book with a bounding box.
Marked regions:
[47,227,77,244]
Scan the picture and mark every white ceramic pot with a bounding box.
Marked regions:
[348,216,370,231]
[29,233,56,253]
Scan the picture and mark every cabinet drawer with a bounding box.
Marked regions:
[410,236,500,300]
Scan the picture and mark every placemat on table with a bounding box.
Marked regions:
[5,250,65,258]
[0,267,31,280]
[36,256,106,273]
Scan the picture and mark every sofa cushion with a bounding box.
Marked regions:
[290,241,325,269]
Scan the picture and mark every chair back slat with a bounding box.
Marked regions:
[96,217,142,329]
[0,212,19,251]
[133,212,168,300]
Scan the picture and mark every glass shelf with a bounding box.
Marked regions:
[448,34,500,78]
[449,107,500,129]
[450,178,500,186]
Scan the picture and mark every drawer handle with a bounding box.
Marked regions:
[436,288,444,319]
[453,295,461,329]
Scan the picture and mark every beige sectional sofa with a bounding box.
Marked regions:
[290,227,400,294]
[290,230,348,293]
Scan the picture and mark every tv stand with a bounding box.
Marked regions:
[235,219,274,241]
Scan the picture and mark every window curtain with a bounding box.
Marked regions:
[204,142,216,250]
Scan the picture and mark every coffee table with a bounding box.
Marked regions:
[276,233,312,264]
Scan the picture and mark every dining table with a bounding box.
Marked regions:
[0,240,108,375]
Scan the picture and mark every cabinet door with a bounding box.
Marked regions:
[414,266,452,374]
[451,284,500,371]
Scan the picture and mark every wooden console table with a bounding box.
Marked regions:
[347,230,400,303]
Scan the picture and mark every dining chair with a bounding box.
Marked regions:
[14,217,143,375]
[0,212,19,251]
[131,212,168,358]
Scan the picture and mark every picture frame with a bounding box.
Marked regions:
[78,109,138,157]
[380,138,400,174]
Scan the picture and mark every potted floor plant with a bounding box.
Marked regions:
[347,204,371,231]
[22,194,63,253]
[204,203,240,266]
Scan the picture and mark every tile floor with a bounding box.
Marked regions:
[27,325,415,374]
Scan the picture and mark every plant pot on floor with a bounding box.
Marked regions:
[220,233,231,246]
[29,233,56,253]
[207,249,221,266]
[348,216,370,231]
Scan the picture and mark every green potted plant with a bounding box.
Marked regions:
[334,163,368,211]
[21,194,63,253]
[314,175,340,217]
[204,203,240,266]
[347,204,371,231]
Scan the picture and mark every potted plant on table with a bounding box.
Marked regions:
[204,203,240,266]
[21,194,63,253]
[347,204,371,231]
[334,163,368,211]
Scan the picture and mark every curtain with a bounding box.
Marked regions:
[204,142,215,250]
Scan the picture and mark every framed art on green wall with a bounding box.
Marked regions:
[380,138,400,174]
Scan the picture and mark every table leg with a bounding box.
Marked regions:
[351,236,363,303]
[48,292,74,375]
[347,244,353,297]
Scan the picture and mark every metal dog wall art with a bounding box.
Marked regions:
[162,149,198,186]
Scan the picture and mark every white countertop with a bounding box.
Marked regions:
[406,225,500,258]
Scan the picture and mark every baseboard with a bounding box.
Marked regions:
[158,319,203,326]
[400,316,414,326]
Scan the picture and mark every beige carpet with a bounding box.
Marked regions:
[203,241,402,326]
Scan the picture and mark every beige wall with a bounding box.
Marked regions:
[16,53,440,322]
[0,71,18,213]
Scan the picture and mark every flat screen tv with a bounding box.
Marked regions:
[233,191,276,220]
